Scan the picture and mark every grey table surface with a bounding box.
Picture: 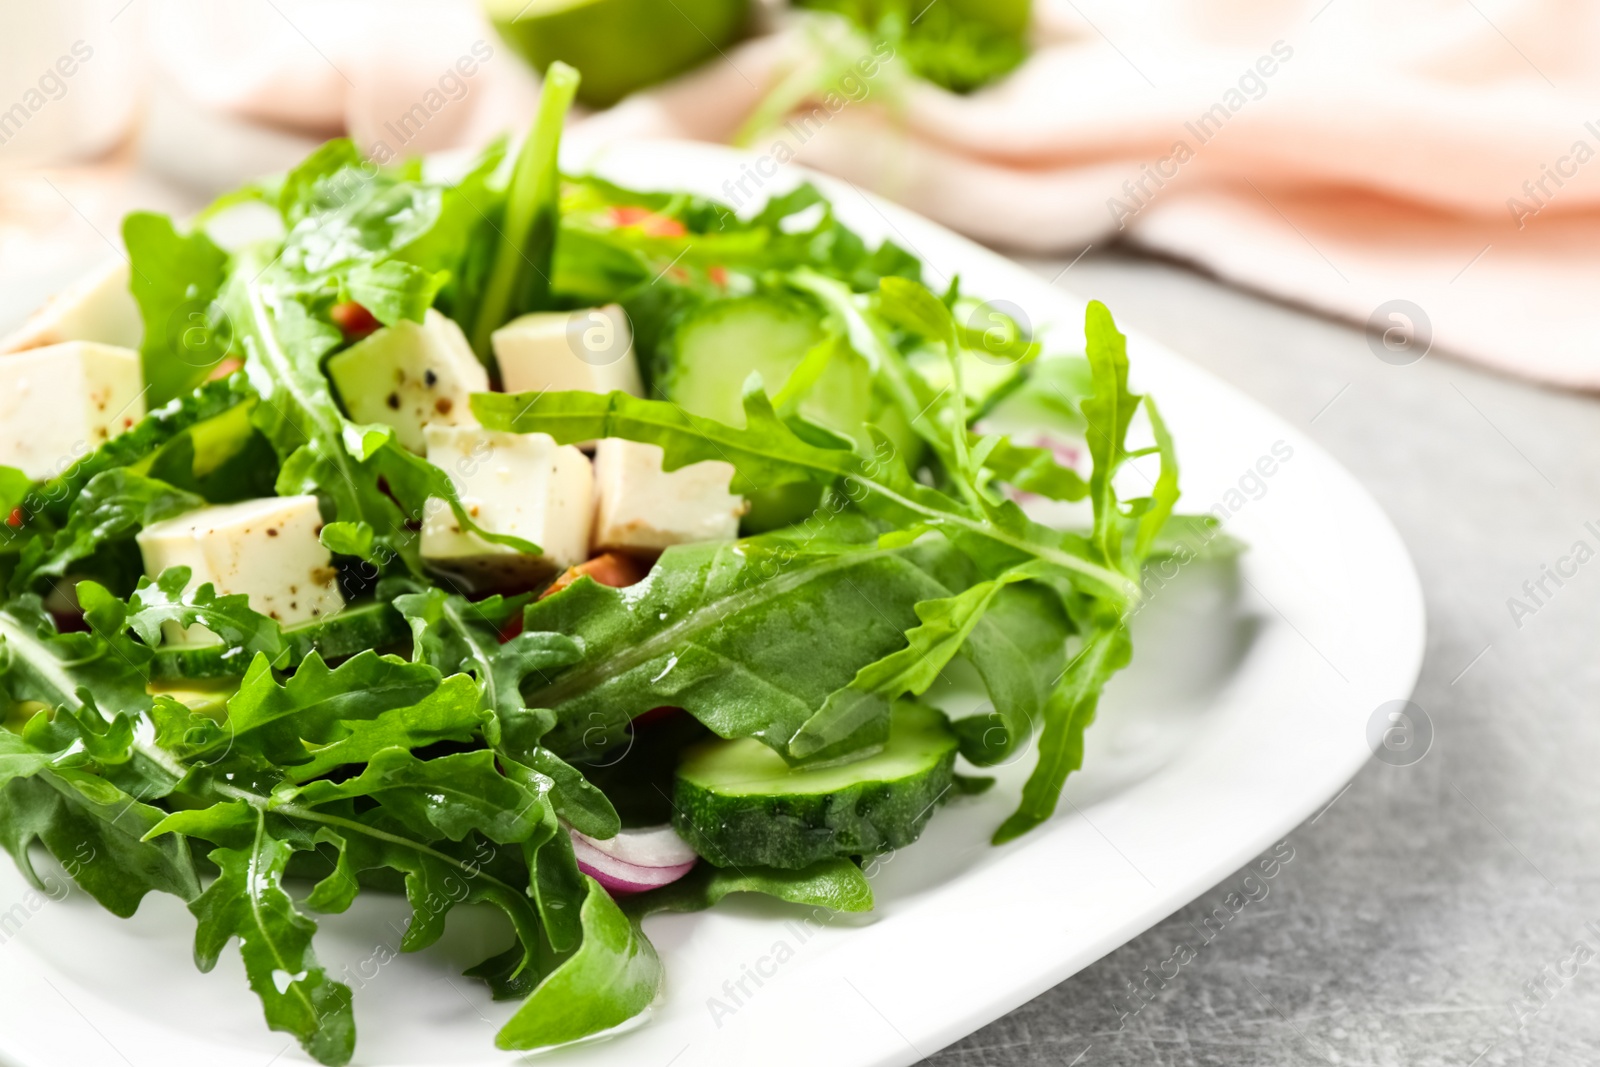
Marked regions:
[921,249,1599,1067]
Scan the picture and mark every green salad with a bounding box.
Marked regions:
[0,64,1210,1063]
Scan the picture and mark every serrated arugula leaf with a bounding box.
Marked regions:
[991,302,1178,841]
[622,857,874,919]
[282,748,545,844]
[288,674,487,783]
[523,532,954,760]
[174,651,446,768]
[190,812,356,1066]
[791,560,1054,759]
[154,798,552,1000]
[473,384,853,496]
[390,588,579,722]
[340,260,447,327]
[0,770,200,916]
[496,875,662,1052]
[391,589,608,836]
[0,729,52,788]
[513,746,619,840]
[1134,397,1180,559]
[0,590,150,715]
[29,375,267,526]
[982,437,1089,501]
[318,520,374,559]
[1081,299,1140,574]
[126,567,288,669]
[9,470,204,596]
[950,579,1071,766]
[993,612,1131,843]
[123,211,232,405]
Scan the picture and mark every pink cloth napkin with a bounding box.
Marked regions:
[131,0,1600,388]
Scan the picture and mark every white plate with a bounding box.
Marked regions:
[0,142,1425,1067]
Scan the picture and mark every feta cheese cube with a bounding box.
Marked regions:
[422,425,593,586]
[591,439,745,552]
[325,309,488,453]
[136,496,345,641]
[0,260,142,354]
[0,341,145,480]
[492,305,644,397]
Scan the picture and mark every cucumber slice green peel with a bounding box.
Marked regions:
[672,701,957,869]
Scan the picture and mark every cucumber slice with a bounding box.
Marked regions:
[150,599,409,680]
[673,702,957,868]
[661,294,877,531]
[661,294,871,435]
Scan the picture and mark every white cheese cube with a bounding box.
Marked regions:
[136,496,345,641]
[421,425,593,586]
[492,305,644,397]
[0,260,142,354]
[325,309,487,454]
[592,439,745,552]
[0,341,145,480]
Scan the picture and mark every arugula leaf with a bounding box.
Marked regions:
[950,578,1071,765]
[341,260,448,328]
[390,588,612,837]
[29,375,266,525]
[0,590,151,715]
[522,532,954,760]
[0,770,200,916]
[288,674,488,784]
[123,211,232,405]
[622,857,874,919]
[993,612,1129,843]
[473,384,854,496]
[8,470,203,596]
[981,437,1088,501]
[283,748,546,844]
[390,588,580,722]
[156,795,553,1011]
[466,61,580,359]
[795,0,1028,93]
[1080,300,1139,575]
[495,875,662,1052]
[318,520,375,559]
[190,812,356,1066]
[126,567,287,669]
[0,693,198,918]
[0,729,52,788]
[791,560,1053,759]
[990,302,1178,841]
[165,651,446,771]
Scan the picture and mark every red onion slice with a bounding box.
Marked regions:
[569,824,698,896]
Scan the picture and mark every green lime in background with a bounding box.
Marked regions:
[485,0,753,109]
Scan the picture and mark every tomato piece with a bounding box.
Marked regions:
[330,301,380,340]
[608,205,687,238]
[497,613,525,644]
[205,356,243,381]
[539,552,648,601]
[631,706,682,728]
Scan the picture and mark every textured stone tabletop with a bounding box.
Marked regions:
[922,249,1600,1067]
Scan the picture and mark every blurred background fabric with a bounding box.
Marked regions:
[2,0,1596,385]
